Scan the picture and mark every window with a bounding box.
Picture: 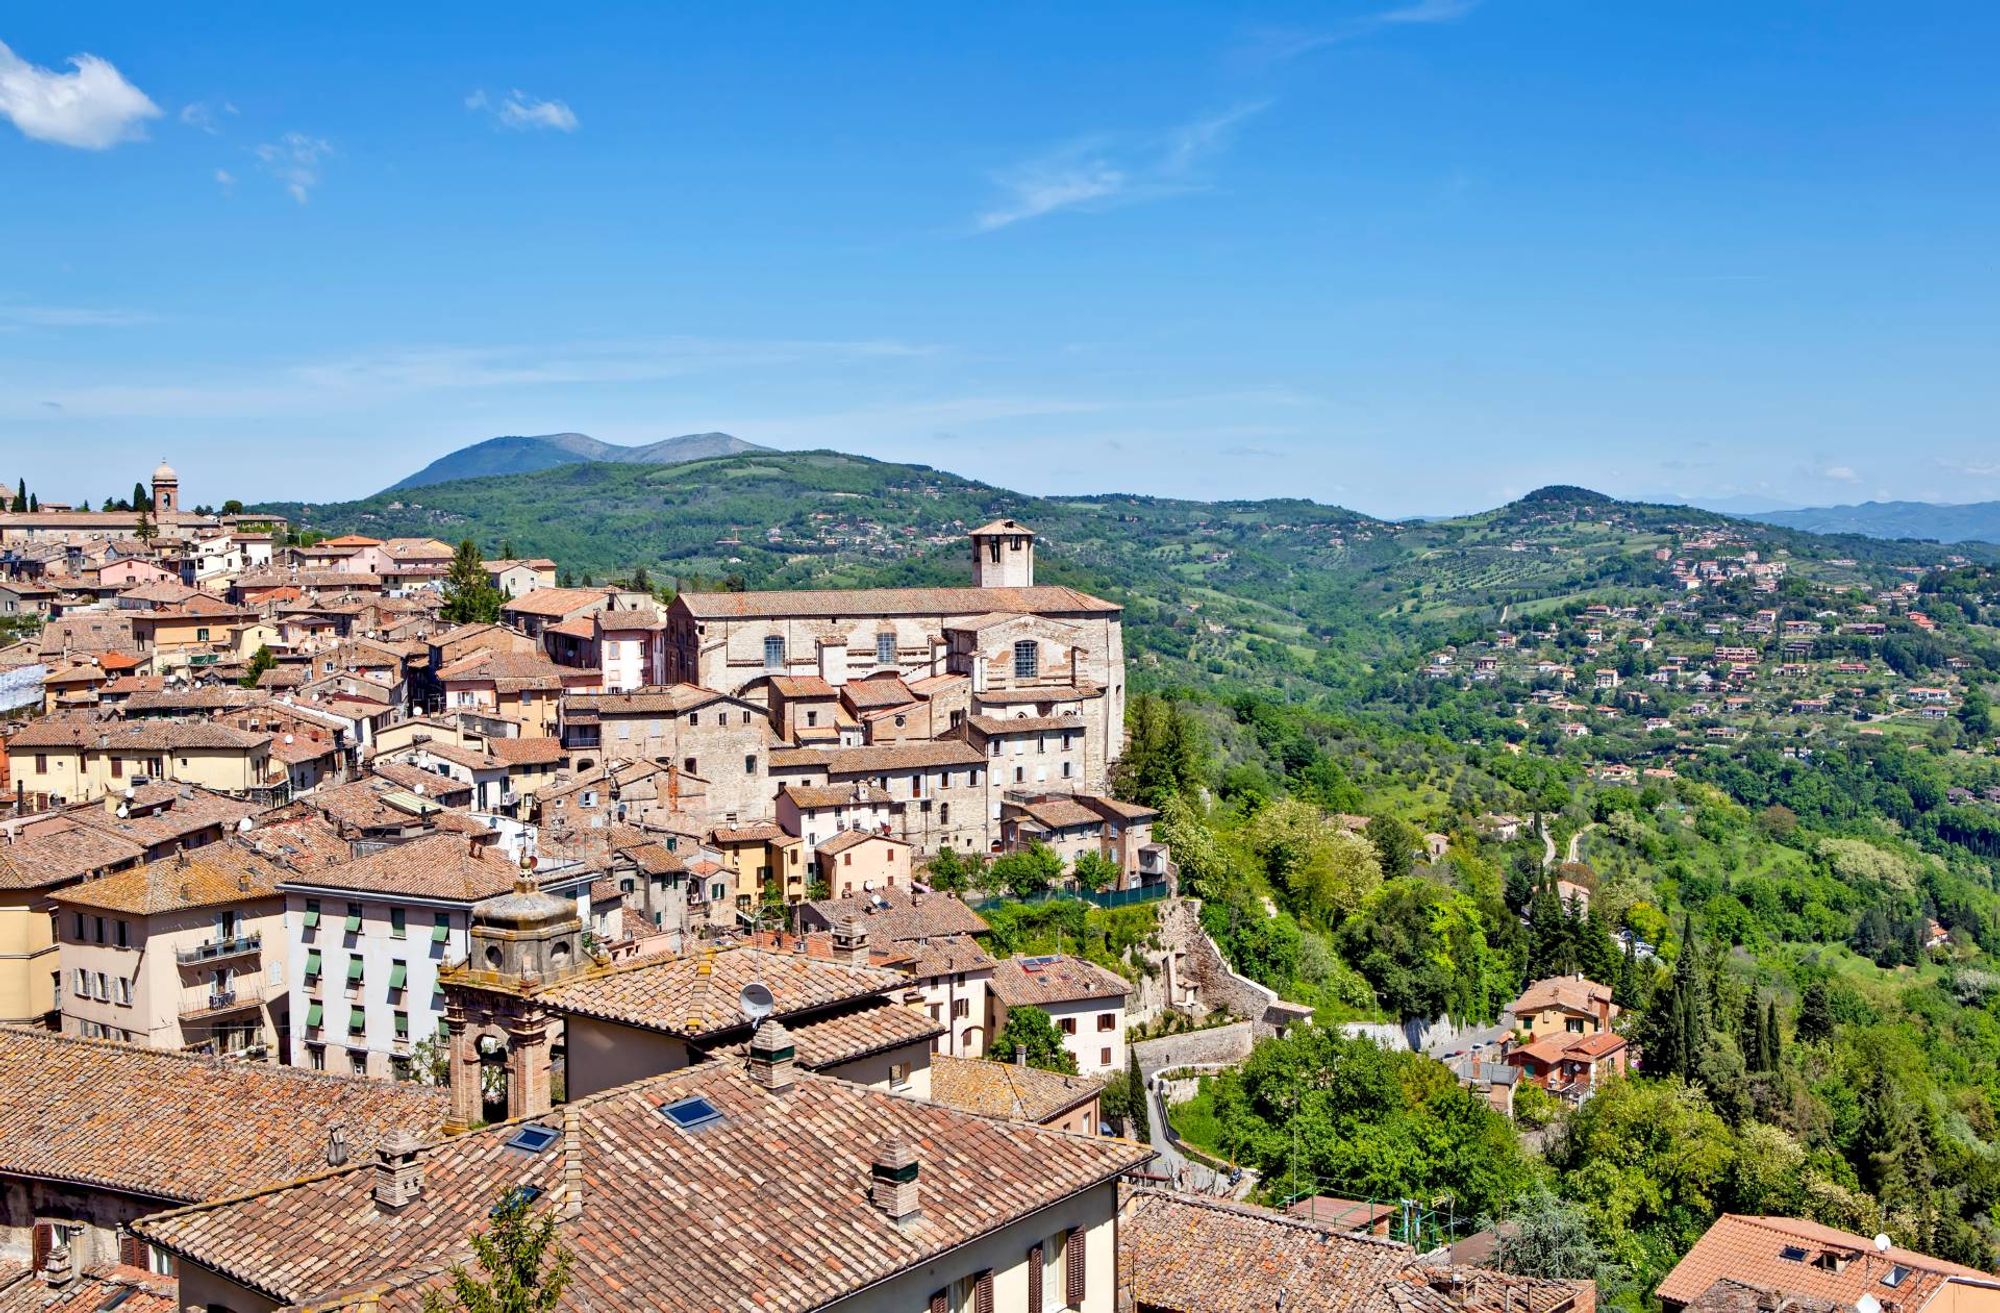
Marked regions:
[433,912,451,944]
[73,968,89,997]
[1013,640,1038,680]
[349,1052,367,1077]
[764,636,785,670]
[394,1010,409,1038]
[305,949,322,980]
[688,712,699,726]
[1098,1013,1117,1031]
[390,960,408,991]
[303,898,321,929]
[93,916,106,945]
[390,908,406,939]
[343,903,362,933]
[888,1061,911,1091]
[1101,1047,1112,1066]
[115,919,129,948]
[1061,761,1073,779]
[346,957,365,985]
[744,754,757,775]
[34,754,45,773]
[952,997,970,1019]
[1058,1016,1076,1035]
[110,755,123,779]
[684,757,697,776]
[1566,1017,1585,1033]
[92,972,109,1001]
[72,913,84,940]
[115,977,132,1006]
[805,709,819,727]
[876,632,896,665]
[348,1005,366,1035]
[940,803,951,825]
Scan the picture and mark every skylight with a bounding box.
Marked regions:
[491,1185,544,1217]
[506,1124,560,1154]
[1885,1265,1911,1288]
[1780,1245,1810,1262]
[658,1095,724,1130]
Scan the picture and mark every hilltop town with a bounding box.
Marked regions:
[3,460,1999,1313]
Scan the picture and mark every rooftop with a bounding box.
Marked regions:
[279,831,523,902]
[804,885,990,942]
[48,838,284,916]
[990,954,1132,1007]
[676,583,1118,621]
[538,943,907,1038]
[1656,1215,1993,1311]
[930,1053,1103,1124]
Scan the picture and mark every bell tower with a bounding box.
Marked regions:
[151,459,179,516]
[969,518,1035,588]
[439,855,592,1132]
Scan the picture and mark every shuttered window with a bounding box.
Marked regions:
[929,1292,947,1313]
[974,1270,994,1313]
[306,1001,323,1028]
[1027,1244,1044,1312]
[389,960,408,989]
[1065,1226,1085,1307]
[304,950,322,978]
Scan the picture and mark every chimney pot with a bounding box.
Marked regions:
[870,1132,921,1223]
[39,1239,74,1289]
[325,1123,349,1167]
[372,1129,426,1212]
[747,1018,797,1093]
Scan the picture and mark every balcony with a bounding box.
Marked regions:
[176,933,262,965]
[180,985,262,1020]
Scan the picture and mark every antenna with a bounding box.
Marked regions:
[739,982,775,1025]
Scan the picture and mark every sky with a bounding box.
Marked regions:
[4,2,1999,519]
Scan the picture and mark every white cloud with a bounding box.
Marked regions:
[466,88,578,132]
[179,100,234,134]
[1823,465,1859,482]
[255,132,331,204]
[214,168,235,190]
[975,102,1268,233]
[1236,0,1482,67]
[0,38,160,149]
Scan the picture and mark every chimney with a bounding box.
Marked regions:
[831,916,868,966]
[371,1129,426,1212]
[325,1124,349,1167]
[1755,1290,1781,1313]
[560,1106,585,1221]
[869,1133,920,1223]
[39,1239,74,1289]
[747,1018,797,1093]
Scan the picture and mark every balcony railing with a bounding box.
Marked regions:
[176,933,261,965]
[181,986,261,1019]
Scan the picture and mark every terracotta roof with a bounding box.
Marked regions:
[48,839,283,916]
[842,674,916,709]
[0,826,144,891]
[280,832,523,902]
[500,586,605,618]
[368,761,473,799]
[678,583,1118,620]
[239,814,352,871]
[540,944,906,1037]
[486,736,565,766]
[767,674,837,699]
[990,954,1131,1006]
[136,1060,1150,1311]
[900,933,996,979]
[574,684,738,715]
[9,716,269,751]
[68,785,260,848]
[1011,797,1105,830]
[782,781,892,809]
[1656,1215,1993,1310]
[1510,975,1613,1017]
[0,1262,177,1313]
[723,997,945,1068]
[541,614,597,640]
[821,740,985,773]
[435,650,577,689]
[974,683,1101,705]
[804,885,990,942]
[930,1054,1102,1124]
[814,827,907,856]
[709,822,787,844]
[0,1027,448,1205]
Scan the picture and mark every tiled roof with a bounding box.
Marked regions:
[540,944,908,1037]
[678,583,1118,620]
[0,1027,448,1205]
[573,684,736,715]
[930,1054,1102,1124]
[48,838,283,916]
[368,761,473,798]
[821,740,985,773]
[969,714,1087,735]
[435,650,577,690]
[709,822,786,844]
[239,814,352,871]
[0,1262,177,1312]
[842,674,916,709]
[0,826,144,891]
[1011,797,1105,830]
[723,997,944,1067]
[990,954,1131,1006]
[68,784,260,848]
[486,736,565,765]
[767,674,837,699]
[500,586,605,618]
[136,1061,1150,1311]
[973,683,1101,704]
[805,886,990,942]
[782,781,892,809]
[1511,975,1613,1017]
[901,933,996,979]
[280,832,522,902]
[9,716,270,751]
[1656,1215,1990,1310]
[814,827,907,856]
[1681,1280,1840,1313]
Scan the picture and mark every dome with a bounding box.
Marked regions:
[152,459,178,481]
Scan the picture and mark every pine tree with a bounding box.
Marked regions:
[1796,979,1835,1045]
[1525,879,1572,978]
[441,539,503,625]
[1638,914,1710,1082]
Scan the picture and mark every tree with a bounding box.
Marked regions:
[1762,998,1782,1071]
[1960,685,1993,739]
[989,843,1065,899]
[1636,915,1711,1083]
[1795,979,1835,1045]
[441,539,503,625]
[133,508,156,545]
[9,478,22,512]
[241,644,277,688]
[221,498,245,515]
[1244,799,1383,927]
[421,1188,574,1313]
[1494,1187,1605,1280]
[991,1006,1077,1074]
[131,481,150,513]
[630,564,650,592]
[1367,813,1418,881]
[1115,694,1206,807]
[1740,992,1767,1074]
[1334,877,1501,1025]
[1123,1047,1150,1141]
[924,846,970,893]
[1071,850,1120,893]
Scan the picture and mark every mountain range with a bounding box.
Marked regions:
[386,432,766,491]
[1744,499,2000,544]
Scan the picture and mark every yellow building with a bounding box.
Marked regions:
[7,715,274,804]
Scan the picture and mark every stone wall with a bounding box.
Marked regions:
[1151,898,1310,1036]
[1133,1019,1254,1075]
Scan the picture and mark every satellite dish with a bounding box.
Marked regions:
[1858,1296,1882,1313]
[739,982,775,1024]
[1875,1233,1893,1252]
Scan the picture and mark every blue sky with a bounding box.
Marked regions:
[4,3,1999,518]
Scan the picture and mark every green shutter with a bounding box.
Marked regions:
[346,958,364,983]
[302,904,320,928]
[389,961,408,989]
[348,1006,366,1034]
[306,1001,323,1027]
[432,915,450,944]
[394,1011,409,1037]
[343,908,361,933]
[305,950,322,977]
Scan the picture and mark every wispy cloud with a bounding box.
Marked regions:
[465,89,579,133]
[179,100,236,134]
[0,38,159,149]
[0,302,153,329]
[213,168,236,192]
[1236,0,1482,67]
[974,101,1268,233]
[255,132,332,204]
[1823,465,1860,483]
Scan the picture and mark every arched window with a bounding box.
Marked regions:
[1013,640,1038,680]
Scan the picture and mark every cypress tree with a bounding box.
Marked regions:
[1639,913,1711,1082]
[1740,993,1766,1073]
[1763,998,1782,1070]
[1796,979,1835,1045]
